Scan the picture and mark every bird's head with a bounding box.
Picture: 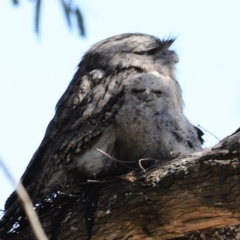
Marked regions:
[81,33,178,73]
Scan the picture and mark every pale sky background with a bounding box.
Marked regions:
[0,0,239,212]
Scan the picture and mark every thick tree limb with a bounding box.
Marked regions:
[2,128,240,239]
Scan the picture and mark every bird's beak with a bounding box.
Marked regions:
[145,93,153,102]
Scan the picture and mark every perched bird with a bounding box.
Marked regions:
[3,33,203,228]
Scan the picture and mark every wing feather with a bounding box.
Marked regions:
[5,66,140,210]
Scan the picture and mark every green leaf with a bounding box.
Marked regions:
[60,0,72,29]
[35,0,41,33]
[75,8,85,36]
[12,0,19,4]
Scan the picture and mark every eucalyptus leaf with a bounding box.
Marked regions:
[61,0,72,28]
[75,8,85,36]
[12,0,19,4]
[10,0,85,38]
[35,0,41,33]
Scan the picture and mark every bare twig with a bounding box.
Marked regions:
[87,179,111,183]
[138,158,158,172]
[96,148,135,164]
[0,157,48,240]
[198,124,221,141]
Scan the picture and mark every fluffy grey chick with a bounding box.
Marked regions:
[4,33,203,212]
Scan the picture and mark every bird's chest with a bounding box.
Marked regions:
[114,106,174,161]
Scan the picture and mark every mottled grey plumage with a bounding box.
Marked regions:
[5,33,203,211]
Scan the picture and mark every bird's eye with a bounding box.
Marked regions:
[134,51,145,55]
[133,47,159,56]
[151,90,163,97]
[131,88,145,94]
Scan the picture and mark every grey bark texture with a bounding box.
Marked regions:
[3,128,240,240]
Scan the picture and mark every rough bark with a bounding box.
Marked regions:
[2,128,240,239]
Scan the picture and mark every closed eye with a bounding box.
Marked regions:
[131,88,145,94]
[151,90,163,97]
[133,47,159,56]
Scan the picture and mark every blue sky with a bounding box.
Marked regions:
[0,0,239,211]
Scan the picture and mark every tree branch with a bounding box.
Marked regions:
[1,128,240,239]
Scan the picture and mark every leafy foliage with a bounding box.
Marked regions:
[11,0,85,37]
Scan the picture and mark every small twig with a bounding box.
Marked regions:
[138,158,158,172]
[0,157,48,240]
[97,148,161,172]
[96,148,135,164]
[87,179,111,183]
[189,231,196,240]
[198,124,221,141]
[59,192,80,197]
